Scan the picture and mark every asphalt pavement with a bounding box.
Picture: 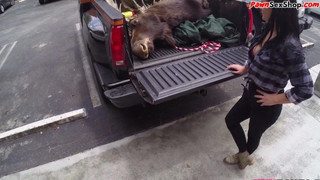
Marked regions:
[0,0,92,133]
[2,64,320,179]
[0,0,320,177]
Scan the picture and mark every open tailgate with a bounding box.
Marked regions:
[130,46,248,105]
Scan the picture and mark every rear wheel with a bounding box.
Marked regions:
[39,0,46,4]
[0,5,4,13]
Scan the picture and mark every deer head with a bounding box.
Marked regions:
[122,0,176,59]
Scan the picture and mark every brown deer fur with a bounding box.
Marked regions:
[122,0,211,59]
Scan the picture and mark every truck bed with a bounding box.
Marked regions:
[132,46,203,70]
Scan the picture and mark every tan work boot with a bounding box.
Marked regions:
[223,153,239,165]
[238,151,255,169]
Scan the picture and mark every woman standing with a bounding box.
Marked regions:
[224,0,314,169]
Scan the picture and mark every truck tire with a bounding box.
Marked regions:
[39,0,46,4]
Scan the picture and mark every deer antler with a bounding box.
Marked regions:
[106,0,121,11]
[121,0,152,13]
[122,0,141,11]
[106,0,159,14]
[140,0,147,7]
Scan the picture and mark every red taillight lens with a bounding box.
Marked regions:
[111,25,126,67]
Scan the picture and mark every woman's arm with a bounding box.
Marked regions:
[283,40,314,104]
[254,39,314,106]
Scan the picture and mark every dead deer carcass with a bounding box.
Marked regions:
[122,0,211,59]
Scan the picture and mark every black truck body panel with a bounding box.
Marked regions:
[104,83,143,108]
[82,0,130,77]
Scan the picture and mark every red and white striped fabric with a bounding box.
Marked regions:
[175,41,221,54]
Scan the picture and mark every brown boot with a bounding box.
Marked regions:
[223,153,239,165]
[238,151,255,169]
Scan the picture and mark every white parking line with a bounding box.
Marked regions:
[310,26,320,36]
[0,108,87,142]
[300,37,314,48]
[0,44,8,55]
[0,41,17,71]
[300,37,307,43]
[76,23,81,31]
[312,19,320,26]
[75,23,102,108]
[302,42,315,48]
[301,33,317,43]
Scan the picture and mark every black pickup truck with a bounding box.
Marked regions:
[79,0,312,108]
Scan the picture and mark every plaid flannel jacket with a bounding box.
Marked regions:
[245,31,314,104]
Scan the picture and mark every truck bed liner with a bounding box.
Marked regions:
[132,44,207,70]
[131,46,248,104]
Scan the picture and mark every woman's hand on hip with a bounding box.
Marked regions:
[254,89,290,106]
[227,64,248,75]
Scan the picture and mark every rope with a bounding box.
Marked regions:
[175,42,221,54]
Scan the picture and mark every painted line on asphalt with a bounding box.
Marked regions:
[0,108,87,143]
[302,42,314,48]
[301,33,316,43]
[0,41,17,71]
[300,37,308,44]
[312,19,320,26]
[310,26,320,36]
[300,36,314,49]
[0,44,8,55]
[76,23,81,31]
[75,23,102,108]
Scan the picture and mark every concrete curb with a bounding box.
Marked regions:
[0,108,87,143]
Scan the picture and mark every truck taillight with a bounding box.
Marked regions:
[111,25,126,67]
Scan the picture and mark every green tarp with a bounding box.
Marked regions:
[173,14,241,47]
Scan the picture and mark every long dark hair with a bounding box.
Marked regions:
[258,0,300,45]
